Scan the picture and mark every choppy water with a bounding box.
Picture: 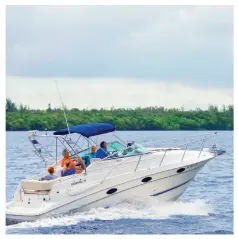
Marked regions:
[6,131,233,234]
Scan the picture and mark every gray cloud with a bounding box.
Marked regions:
[6,6,233,88]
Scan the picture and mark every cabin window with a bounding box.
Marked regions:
[177,168,185,173]
[106,188,117,194]
[142,177,152,183]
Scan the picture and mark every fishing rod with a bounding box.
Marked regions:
[55,80,71,135]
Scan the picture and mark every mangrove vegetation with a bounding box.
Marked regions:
[6,98,233,131]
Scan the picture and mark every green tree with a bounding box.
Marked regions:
[6,98,17,112]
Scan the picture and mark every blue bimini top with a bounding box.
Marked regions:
[54,123,115,138]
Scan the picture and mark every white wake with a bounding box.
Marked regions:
[7,197,213,230]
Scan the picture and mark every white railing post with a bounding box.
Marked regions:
[212,132,217,147]
[198,137,207,158]
[159,149,168,166]
[134,154,142,172]
[181,143,188,162]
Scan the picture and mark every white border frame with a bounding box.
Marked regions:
[1,1,236,238]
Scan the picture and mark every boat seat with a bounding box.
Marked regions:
[21,178,59,191]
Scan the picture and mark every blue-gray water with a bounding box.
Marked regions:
[6,131,233,234]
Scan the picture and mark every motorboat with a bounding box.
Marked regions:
[6,123,225,224]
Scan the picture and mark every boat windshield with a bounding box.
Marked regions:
[107,141,125,151]
[76,142,149,160]
[106,143,150,159]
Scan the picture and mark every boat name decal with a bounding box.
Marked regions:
[71,180,83,186]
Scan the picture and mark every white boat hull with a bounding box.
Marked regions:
[6,151,212,224]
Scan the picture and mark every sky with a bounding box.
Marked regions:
[6,5,233,109]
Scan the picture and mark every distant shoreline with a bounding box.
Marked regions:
[6,99,234,131]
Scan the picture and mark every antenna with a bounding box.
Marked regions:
[55,81,70,135]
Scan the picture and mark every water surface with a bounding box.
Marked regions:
[6,131,233,234]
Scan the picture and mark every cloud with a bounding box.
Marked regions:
[6,77,233,110]
[6,6,233,88]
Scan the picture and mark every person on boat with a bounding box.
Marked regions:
[122,142,134,155]
[73,157,86,173]
[39,166,58,181]
[82,145,97,166]
[96,141,110,159]
[61,161,76,177]
[60,149,76,170]
[89,145,97,158]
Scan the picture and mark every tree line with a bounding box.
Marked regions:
[6,98,233,131]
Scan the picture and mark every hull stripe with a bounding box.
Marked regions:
[151,178,193,196]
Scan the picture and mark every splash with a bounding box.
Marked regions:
[6,197,213,230]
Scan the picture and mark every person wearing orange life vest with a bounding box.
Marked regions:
[60,149,76,169]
